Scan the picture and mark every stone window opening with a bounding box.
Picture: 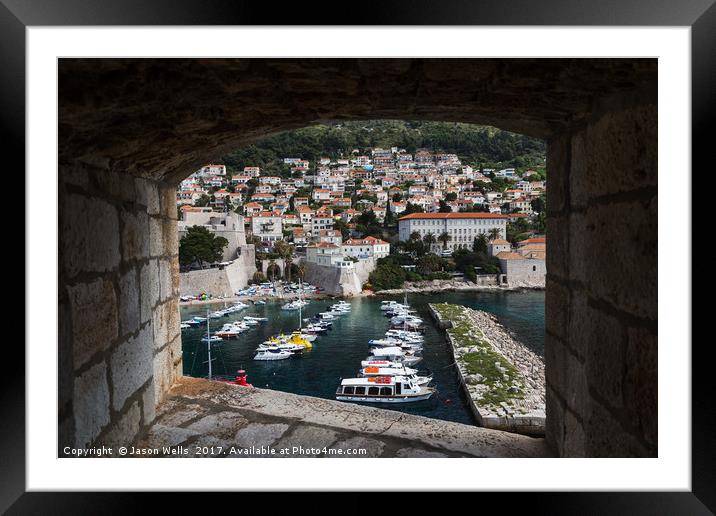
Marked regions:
[58,58,656,458]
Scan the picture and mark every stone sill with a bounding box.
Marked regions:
[137,376,551,458]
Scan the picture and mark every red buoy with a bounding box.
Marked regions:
[234,370,253,387]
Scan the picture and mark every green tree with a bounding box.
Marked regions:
[438,231,452,250]
[422,232,436,251]
[488,228,501,241]
[416,253,446,275]
[179,226,229,268]
[273,240,295,283]
[473,233,488,253]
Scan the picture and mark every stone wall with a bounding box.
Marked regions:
[179,250,256,297]
[302,258,374,296]
[545,99,657,457]
[59,164,182,452]
[500,259,547,288]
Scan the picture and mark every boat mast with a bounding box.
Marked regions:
[206,308,212,380]
[298,278,302,331]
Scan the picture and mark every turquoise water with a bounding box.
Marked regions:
[180,290,544,426]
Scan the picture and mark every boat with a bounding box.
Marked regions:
[368,346,422,366]
[254,349,293,361]
[185,316,206,327]
[244,316,268,322]
[257,342,305,353]
[278,333,313,350]
[360,366,433,386]
[201,335,223,343]
[305,324,328,334]
[335,376,435,403]
[318,312,335,320]
[180,323,190,330]
[254,300,266,305]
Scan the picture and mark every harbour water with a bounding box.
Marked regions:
[180,290,545,426]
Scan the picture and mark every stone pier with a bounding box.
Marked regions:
[430,303,546,436]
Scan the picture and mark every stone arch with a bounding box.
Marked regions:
[260,258,285,278]
[58,58,657,457]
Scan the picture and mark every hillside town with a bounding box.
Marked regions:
[177,147,547,299]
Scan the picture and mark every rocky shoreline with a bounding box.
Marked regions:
[430,303,545,436]
[377,279,544,296]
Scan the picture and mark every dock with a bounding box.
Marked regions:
[429,303,546,436]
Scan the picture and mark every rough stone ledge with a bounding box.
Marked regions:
[135,376,550,458]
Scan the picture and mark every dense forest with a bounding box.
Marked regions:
[220,120,545,175]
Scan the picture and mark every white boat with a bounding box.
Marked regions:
[360,366,433,386]
[201,335,223,343]
[254,349,293,361]
[257,343,305,353]
[318,312,335,320]
[180,323,190,330]
[244,316,268,322]
[336,376,434,403]
[254,300,266,305]
[368,346,422,366]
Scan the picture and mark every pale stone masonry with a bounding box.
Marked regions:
[134,377,550,458]
[59,165,182,451]
[58,58,656,457]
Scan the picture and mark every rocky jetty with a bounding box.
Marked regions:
[430,303,545,436]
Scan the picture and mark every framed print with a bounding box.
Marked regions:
[4,0,713,511]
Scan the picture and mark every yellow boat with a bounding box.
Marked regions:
[278,332,313,350]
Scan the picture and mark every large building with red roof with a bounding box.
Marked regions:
[398,212,509,251]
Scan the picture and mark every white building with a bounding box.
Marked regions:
[251,212,283,247]
[398,212,509,251]
[341,236,391,260]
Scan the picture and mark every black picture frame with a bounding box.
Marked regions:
[4,0,711,511]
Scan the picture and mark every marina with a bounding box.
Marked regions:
[180,290,544,426]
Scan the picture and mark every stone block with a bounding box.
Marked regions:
[153,299,180,351]
[571,104,657,208]
[584,309,625,408]
[326,436,386,458]
[546,133,570,214]
[567,211,590,284]
[623,326,657,448]
[149,217,164,258]
[562,408,586,457]
[585,399,650,457]
[545,277,569,340]
[583,198,657,320]
[110,326,153,411]
[61,193,120,278]
[394,448,448,458]
[121,209,149,263]
[545,386,565,456]
[233,423,290,450]
[159,185,178,220]
[101,401,141,448]
[58,299,73,410]
[141,381,157,426]
[73,361,110,448]
[274,425,339,456]
[186,411,249,439]
[68,278,118,370]
[117,269,140,337]
[159,259,173,302]
[135,177,160,214]
[140,259,160,324]
[546,214,569,279]
[152,336,182,404]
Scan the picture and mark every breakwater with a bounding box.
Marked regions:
[429,303,546,436]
